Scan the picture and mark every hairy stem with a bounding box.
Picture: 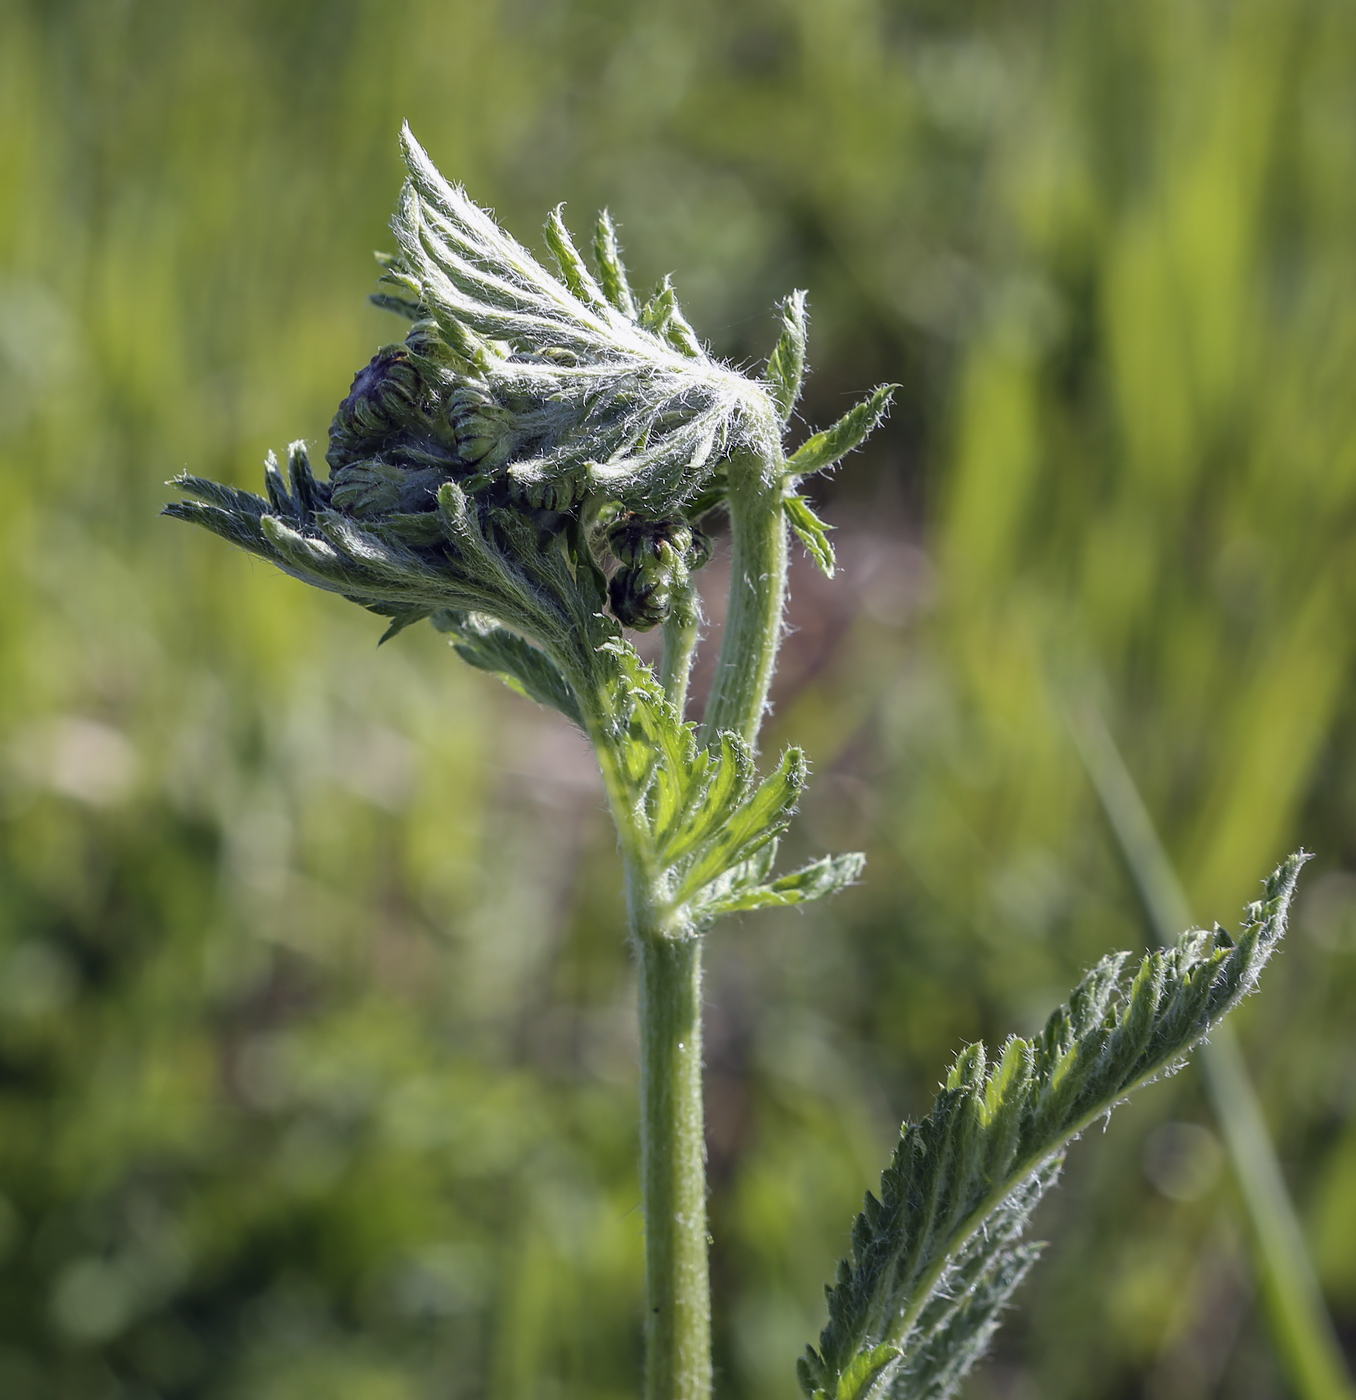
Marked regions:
[636,929,710,1400]
[579,444,794,1400]
[582,705,712,1400]
[661,581,701,718]
[701,454,787,749]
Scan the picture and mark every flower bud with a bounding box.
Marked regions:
[447,385,519,472]
[330,461,446,517]
[328,347,481,486]
[605,512,711,572]
[511,466,588,514]
[609,566,672,630]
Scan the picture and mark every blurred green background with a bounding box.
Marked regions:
[3,0,1356,1396]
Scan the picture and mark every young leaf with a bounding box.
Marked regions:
[668,746,809,906]
[441,613,583,727]
[366,603,432,645]
[690,851,865,924]
[593,209,639,320]
[787,385,897,476]
[765,289,808,422]
[800,853,1307,1400]
[785,492,836,576]
[369,291,426,320]
[835,1343,902,1400]
[545,205,611,314]
[639,276,704,359]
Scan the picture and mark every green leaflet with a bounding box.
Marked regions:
[437,613,583,728]
[593,639,863,926]
[368,291,425,320]
[785,492,837,576]
[545,205,612,315]
[370,605,432,644]
[692,851,867,922]
[833,1344,902,1400]
[800,853,1307,1400]
[787,385,897,477]
[765,289,808,423]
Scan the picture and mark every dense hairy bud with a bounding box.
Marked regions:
[330,461,447,516]
[327,346,456,472]
[446,384,518,471]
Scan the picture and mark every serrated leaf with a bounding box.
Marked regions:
[161,498,271,555]
[581,642,860,931]
[639,276,704,359]
[787,385,896,476]
[287,440,325,516]
[168,473,269,519]
[766,289,808,421]
[369,291,426,320]
[670,746,808,905]
[785,492,836,576]
[376,608,432,644]
[836,1343,902,1400]
[801,854,1307,1400]
[446,615,583,727]
[693,851,865,921]
[655,730,755,866]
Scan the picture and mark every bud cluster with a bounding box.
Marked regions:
[604,511,711,630]
[167,126,890,676]
[318,310,714,628]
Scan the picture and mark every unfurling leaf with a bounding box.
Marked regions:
[545,205,611,314]
[436,612,583,727]
[640,276,704,359]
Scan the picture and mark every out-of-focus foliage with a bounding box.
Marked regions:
[0,1,1354,1398]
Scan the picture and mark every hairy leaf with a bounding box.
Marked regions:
[785,491,836,576]
[368,291,426,320]
[787,385,897,476]
[592,209,639,321]
[765,289,808,422]
[639,276,704,359]
[441,613,583,727]
[393,126,762,515]
[591,639,861,926]
[689,851,866,926]
[545,205,611,314]
[799,853,1307,1400]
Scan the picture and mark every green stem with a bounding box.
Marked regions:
[661,581,701,718]
[1069,701,1356,1400]
[582,706,712,1400]
[637,929,710,1400]
[577,441,792,1400]
[701,455,787,749]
